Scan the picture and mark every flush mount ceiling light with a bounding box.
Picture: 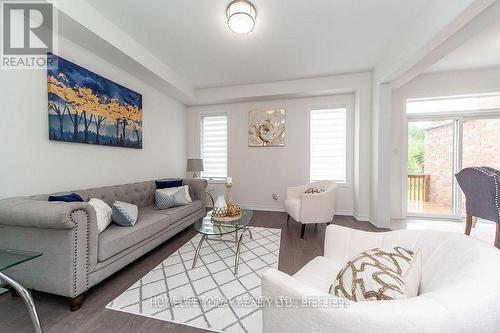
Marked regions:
[226,0,256,34]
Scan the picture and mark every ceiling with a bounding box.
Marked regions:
[85,0,432,89]
[429,18,500,72]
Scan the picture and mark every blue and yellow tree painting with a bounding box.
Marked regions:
[47,53,143,148]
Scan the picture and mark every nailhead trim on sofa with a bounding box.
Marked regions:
[70,209,90,297]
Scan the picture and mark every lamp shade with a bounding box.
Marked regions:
[186,159,204,172]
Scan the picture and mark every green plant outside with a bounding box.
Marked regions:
[408,125,424,174]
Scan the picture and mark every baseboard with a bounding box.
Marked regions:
[239,204,285,212]
[353,210,370,222]
[207,204,370,221]
[205,204,363,219]
[335,209,353,216]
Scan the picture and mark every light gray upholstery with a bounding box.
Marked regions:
[0,178,206,299]
[163,200,202,221]
[99,206,170,261]
[89,208,205,287]
[77,181,157,207]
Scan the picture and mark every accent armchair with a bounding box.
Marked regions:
[262,225,500,333]
[284,180,336,238]
[456,166,500,249]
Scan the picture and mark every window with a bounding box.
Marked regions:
[201,115,227,179]
[407,93,500,114]
[310,108,347,183]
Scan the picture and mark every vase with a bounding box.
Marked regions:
[212,195,227,217]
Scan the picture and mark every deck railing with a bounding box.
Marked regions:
[408,174,430,202]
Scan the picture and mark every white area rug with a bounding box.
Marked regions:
[107,227,281,333]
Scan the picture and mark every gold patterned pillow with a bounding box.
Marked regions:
[330,247,421,301]
[304,188,325,194]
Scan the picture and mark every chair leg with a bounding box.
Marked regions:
[465,215,473,236]
[68,293,85,311]
[5,285,19,296]
[287,214,290,224]
[495,223,500,249]
[472,216,478,228]
[300,224,306,239]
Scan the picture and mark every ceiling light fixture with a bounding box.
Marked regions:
[226,0,256,34]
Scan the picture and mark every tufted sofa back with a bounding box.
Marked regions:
[76,181,157,207]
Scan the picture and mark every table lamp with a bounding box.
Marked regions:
[186,159,204,178]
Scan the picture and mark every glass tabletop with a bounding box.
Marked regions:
[194,209,253,235]
[0,248,42,272]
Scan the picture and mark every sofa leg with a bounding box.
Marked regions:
[300,224,306,239]
[495,223,500,249]
[465,215,473,236]
[68,294,85,311]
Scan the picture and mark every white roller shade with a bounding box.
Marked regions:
[310,108,347,183]
[201,115,228,179]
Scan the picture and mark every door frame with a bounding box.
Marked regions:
[403,105,500,221]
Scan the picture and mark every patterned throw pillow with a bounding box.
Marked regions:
[157,185,192,203]
[330,247,422,301]
[155,189,189,209]
[304,188,325,194]
[112,201,139,227]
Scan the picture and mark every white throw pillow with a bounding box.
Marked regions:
[403,249,422,297]
[157,185,192,203]
[88,198,112,233]
[330,247,422,301]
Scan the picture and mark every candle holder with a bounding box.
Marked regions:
[225,182,241,218]
[225,183,233,204]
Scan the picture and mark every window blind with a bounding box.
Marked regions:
[201,115,228,179]
[310,108,347,183]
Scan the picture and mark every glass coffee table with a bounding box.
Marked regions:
[192,209,253,274]
[0,248,43,333]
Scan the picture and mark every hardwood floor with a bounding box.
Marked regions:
[0,212,381,333]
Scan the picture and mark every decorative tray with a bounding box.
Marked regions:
[211,213,242,223]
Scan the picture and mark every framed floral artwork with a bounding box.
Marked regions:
[248,109,286,147]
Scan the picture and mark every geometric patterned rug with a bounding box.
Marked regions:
[106,227,281,333]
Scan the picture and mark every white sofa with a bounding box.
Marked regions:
[284,180,336,238]
[262,225,500,333]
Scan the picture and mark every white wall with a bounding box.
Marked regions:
[187,94,361,216]
[190,72,372,221]
[367,0,489,229]
[0,34,187,198]
[390,66,500,219]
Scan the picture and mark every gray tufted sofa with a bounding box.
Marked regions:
[0,178,206,310]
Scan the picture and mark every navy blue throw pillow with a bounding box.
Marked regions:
[156,179,183,189]
[48,193,84,202]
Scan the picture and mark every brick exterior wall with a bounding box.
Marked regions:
[424,123,454,206]
[424,119,500,206]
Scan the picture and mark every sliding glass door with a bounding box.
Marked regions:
[407,120,455,216]
[405,93,500,219]
[460,117,500,214]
